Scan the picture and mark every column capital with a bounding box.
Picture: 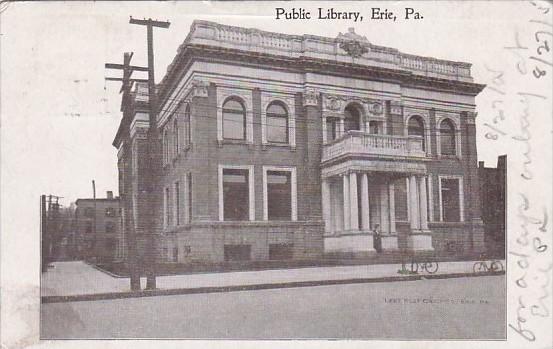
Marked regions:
[303,88,320,107]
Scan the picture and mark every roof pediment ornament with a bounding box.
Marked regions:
[337,27,369,58]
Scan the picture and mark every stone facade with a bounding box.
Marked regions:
[114,21,487,264]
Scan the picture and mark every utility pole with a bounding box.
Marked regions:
[41,195,47,272]
[91,180,97,262]
[105,52,148,291]
[129,16,170,290]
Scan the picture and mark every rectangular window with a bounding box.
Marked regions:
[105,222,115,234]
[185,114,191,145]
[441,178,461,222]
[172,246,179,263]
[164,187,171,227]
[224,244,251,261]
[105,207,116,217]
[223,169,250,221]
[84,207,94,218]
[267,171,292,220]
[326,117,338,142]
[188,173,193,223]
[175,181,180,226]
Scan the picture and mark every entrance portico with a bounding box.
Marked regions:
[321,132,433,254]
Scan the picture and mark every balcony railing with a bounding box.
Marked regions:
[322,131,426,163]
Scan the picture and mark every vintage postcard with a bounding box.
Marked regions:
[1,1,551,348]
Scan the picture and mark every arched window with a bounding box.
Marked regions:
[266,102,288,143]
[440,119,456,155]
[408,115,425,151]
[174,118,179,155]
[222,98,246,140]
[344,104,361,132]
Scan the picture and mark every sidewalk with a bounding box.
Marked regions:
[41,260,505,302]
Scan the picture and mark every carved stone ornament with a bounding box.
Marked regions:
[324,95,342,111]
[369,102,383,115]
[338,28,369,58]
[192,79,209,98]
[339,41,368,58]
[466,111,477,125]
[303,88,319,106]
[389,101,402,115]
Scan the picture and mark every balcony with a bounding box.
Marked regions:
[322,131,426,163]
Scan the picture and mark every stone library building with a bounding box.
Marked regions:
[113,21,487,265]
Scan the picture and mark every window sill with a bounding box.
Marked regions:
[262,142,296,151]
[217,139,253,147]
[437,154,461,160]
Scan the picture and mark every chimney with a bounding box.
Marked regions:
[106,191,113,199]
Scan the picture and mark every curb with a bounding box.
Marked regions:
[41,270,505,304]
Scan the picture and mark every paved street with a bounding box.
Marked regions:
[41,275,505,339]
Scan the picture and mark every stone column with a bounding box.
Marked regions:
[388,182,396,233]
[418,176,429,231]
[321,178,331,233]
[338,118,345,138]
[349,172,359,231]
[343,174,350,231]
[409,175,420,231]
[360,173,370,230]
[380,183,389,233]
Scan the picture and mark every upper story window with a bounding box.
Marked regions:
[174,118,179,155]
[163,129,169,165]
[266,102,289,144]
[222,98,246,140]
[184,104,191,145]
[105,207,116,217]
[326,117,339,142]
[84,207,94,218]
[440,119,456,156]
[408,115,426,151]
[369,120,381,135]
[344,104,361,132]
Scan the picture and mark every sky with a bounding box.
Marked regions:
[0,1,548,206]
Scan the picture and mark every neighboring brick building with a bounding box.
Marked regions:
[479,155,506,258]
[74,191,121,261]
[114,21,488,264]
